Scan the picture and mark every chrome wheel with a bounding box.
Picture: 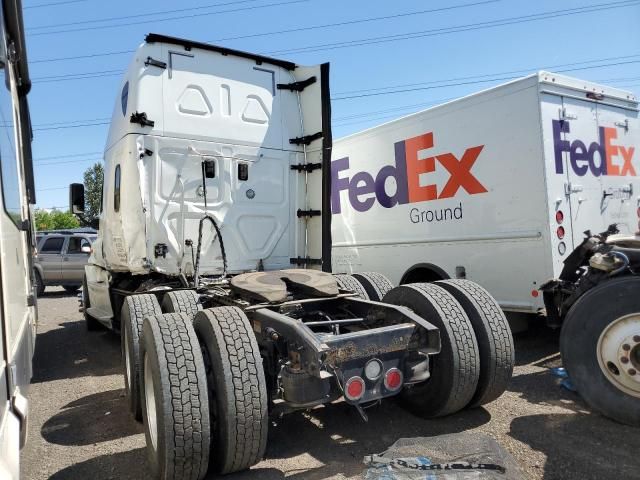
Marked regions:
[144,353,158,452]
[597,312,640,398]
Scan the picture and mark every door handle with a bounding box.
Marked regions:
[564,182,583,195]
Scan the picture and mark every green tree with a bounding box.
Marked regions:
[83,162,103,222]
[34,209,80,231]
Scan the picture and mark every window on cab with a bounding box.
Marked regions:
[114,165,121,212]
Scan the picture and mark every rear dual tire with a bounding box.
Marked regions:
[121,294,162,421]
[383,283,480,417]
[141,313,210,480]
[193,307,269,475]
[383,280,513,416]
[162,290,202,316]
[352,272,394,301]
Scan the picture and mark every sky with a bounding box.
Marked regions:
[22,0,640,210]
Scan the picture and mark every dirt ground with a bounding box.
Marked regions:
[21,288,640,480]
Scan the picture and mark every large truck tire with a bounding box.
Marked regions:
[383,283,480,417]
[162,290,202,317]
[34,270,45,296]
[435,279,514,407]
[560,276,640,427]
[352,272,394,301]
[82,274,101,331]
[334,274,369,300]
[141,313,210,480]
[193,307,268,474]
[121,294,162,421]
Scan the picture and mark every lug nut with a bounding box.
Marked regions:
[634,335,640,343]
[628,369,637,376]
[623,344,631,351]
[621,357,629,364]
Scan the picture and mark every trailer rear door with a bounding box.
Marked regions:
[556,95,639,247]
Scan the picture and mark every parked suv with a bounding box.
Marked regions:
[33,229,97,295]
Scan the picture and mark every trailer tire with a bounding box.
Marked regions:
[34,270,45,296]
[162,290,202,317]
[121,294,162,421]
[334,274,369,300]
[560,276,640,426]
[435,279,514,407]
[82,274,101,331]
[352,272,394,301]
[383,283,480,417]
[140,313,210,480]
[193,307,268,474]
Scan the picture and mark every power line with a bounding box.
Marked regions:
[33,151,101,161]
[28,0,308,36]
[27,0,262,30]
[24,0,86,10]
[267,0,640,55]
[333,54,640,96]
[26,0,635,65]
[208,0,500,43]
[333,59,640,100]
[34,121,110,131]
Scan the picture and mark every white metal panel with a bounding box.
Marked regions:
[332,75,550,312]
[163,48,284,149]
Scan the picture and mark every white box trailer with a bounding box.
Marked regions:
[331,72,639,314]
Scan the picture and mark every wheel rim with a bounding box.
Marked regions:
[144,353,158,451]
[597,312,640,398]
[124,327,132,392]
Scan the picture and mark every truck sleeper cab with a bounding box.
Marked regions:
[74,34,514,479]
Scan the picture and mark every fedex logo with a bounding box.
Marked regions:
[553,120,636,177]
[331,132,487,214]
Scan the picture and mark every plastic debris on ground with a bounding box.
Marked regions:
[550,367,576,392]
[363,433,524,479]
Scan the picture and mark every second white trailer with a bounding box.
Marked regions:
[331,72,639,314]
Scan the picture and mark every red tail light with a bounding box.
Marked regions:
[556,210,564,224]
[384,368,403,391]
[557,226,565,239]
[344,376,365,401]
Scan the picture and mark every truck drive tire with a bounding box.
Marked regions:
[82,274,101,331]
[560,276,640,427]
[352,272,394,301]
[435,279,514,407]
[383,283,480,417]
[140,313,210,480]
[334,274,369,300]
[162,290,202,317]
[193,307,268,474]
[121,294,162,421]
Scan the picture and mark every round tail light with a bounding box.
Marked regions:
[364,359,383,381]
[557,226,565,239]
[558,242,567,255]
[344,376,365,401]
[384,368,403,391]
[556,210,564,224]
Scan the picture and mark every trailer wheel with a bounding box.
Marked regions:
[141,313,210,480]
[162,290,202,317]
[435,279,514,407]
[121,294,162,421]
[34,270,45,296]
[334,274,369,299]
[383,283,480,417]
[560,276,640,426]
[193,307,268,474]
[352,272,394,301]
[82,274,101,331]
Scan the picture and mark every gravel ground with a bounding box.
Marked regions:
[21,288,640,480]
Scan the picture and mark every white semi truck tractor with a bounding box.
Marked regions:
[71,34,514,479]
[0,0,37,477]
